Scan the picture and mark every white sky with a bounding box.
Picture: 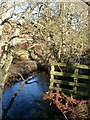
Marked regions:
[0,0,86,3]
[13,0,89,2]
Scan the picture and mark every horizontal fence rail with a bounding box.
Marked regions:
[49,62,90,99]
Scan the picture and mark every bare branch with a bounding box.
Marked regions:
[81,0,90,6]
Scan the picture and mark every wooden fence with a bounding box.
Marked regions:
[49,62,90,98]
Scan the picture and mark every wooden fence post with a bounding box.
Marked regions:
[73,66,78,94]
[49,64,54,90]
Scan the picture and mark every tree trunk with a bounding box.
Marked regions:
[0,0,6,119]
[88,6,90,49]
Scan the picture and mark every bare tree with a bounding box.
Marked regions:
[0,1,89,88]
[0,1,89,119]
[81,0,90,48]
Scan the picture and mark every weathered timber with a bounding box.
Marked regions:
[50,62,90,98]
[50,79,90,88]
[49,87,89,96]
[50,71,90,79]
[51,62,90,70]
[50,65,54,88]
[73,68,78,93]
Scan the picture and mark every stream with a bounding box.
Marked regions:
[2,72,50,120]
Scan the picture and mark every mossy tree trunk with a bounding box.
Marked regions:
[0,0,6,119]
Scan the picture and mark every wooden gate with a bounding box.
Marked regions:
[49,62,90,98]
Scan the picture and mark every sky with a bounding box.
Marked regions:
[14,0,89,2]
[0,0,88,25]
[0,0,88,4]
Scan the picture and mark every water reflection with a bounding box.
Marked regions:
[2,73,49,120]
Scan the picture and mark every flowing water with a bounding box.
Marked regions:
[2,72,50,120]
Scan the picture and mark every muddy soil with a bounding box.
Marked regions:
[4,59,38,88]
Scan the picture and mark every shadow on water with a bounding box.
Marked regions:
[2,72,65,120]
[2,72,48,120]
